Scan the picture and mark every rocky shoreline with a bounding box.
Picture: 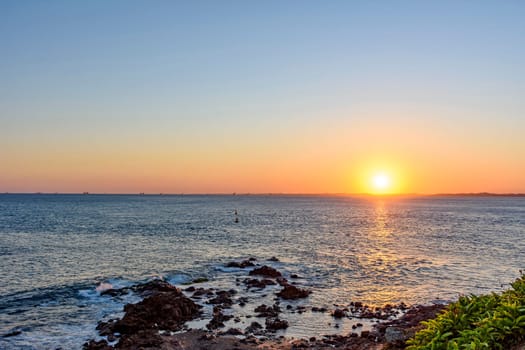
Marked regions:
[84,258,445,350]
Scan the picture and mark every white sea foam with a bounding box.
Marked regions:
[95,282,113,292]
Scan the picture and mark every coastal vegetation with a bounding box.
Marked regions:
[406,273,525,349]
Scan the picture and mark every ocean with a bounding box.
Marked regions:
[0,194,524,349]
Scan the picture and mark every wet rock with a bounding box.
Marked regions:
[96,319,118,336]
[225,260,255,268]
[290,339,309,348]
[276,284,311,299]
[184,286,196,292]
[191,277,209,284]
[265,317,289,331]
[312,306,327,313]
[131,279,179,296]
[375,303,447,344]
[276,277,289,286]
[222,327,244,335]
[249,265,282,278]
[351,301,363,308]
[2,330,22,338]
[206,309,233,330]
[385,326,406,344]
[116,329,164,349]
[208,290,234,306]
[191,287,214,298]
[332,308,346,318]
[254,304,281,317]
[243,278,276,289]
[110,289,200,335]
[267,256,280,262]
[238,296,249,307]
[100,288,129,297]
[290,274,299,279]
[245,321,263,334]
[83,339,112,350]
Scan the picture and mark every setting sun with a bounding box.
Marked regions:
[370,172,393,194]
[372,173,391,192]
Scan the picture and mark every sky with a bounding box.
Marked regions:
[1,0,524,194]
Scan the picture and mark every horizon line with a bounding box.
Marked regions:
[1,191,525,197]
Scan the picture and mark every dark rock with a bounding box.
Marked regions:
[100,288,130,297]
[291,339,309,348]
[290,274,299,279]
[83,339,112,350]
[116,329,164,349]
[245,321,263,334]
[276,284,311,299]
[225,260,255,268]
[361,330,370,338]
[208,290,233,306]
[374,304,446,343]
[223,327,244,335]
[276,277,289,286]
[249,266,282,278]
[385,326,406,344]
[2,330,22,338]
[254,304,280,317]
[191,277,209,284]
[265,317,289,331]
[192,288,213,297]
[131,279,179,296]
[206,310,233,330]
[110,290,200,335]
[267,256,280,262]
[243,278,276,289]
[184,286,196,292]
[332,308,346,318]
[96,319,117,336]
[312,306,327,313]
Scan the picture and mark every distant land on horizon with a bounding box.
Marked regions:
[1,192,525,197]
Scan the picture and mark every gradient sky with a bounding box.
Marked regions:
[1,1,524,194]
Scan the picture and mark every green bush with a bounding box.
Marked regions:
[406,273,525,350]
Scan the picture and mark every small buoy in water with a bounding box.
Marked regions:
[234,209,238,215]
[234,217,239,223]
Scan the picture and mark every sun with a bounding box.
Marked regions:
[371,172,391,193]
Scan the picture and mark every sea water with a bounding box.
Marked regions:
[0,194,524,349]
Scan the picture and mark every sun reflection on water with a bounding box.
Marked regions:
[354,199,414,305]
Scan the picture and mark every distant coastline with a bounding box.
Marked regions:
[1,192,524,197]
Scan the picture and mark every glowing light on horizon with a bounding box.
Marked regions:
[371,172,392,193]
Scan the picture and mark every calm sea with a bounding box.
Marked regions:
[0,194,524,349]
